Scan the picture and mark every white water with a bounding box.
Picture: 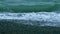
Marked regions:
[0,12,60,27]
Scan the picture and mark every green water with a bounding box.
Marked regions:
[0,0,60,12]
[0,0,60,34]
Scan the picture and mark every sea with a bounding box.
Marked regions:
[0,0,60,27]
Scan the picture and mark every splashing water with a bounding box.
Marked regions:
[0,12,60,27]
[0,0,60,27]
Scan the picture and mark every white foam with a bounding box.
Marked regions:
[0,12,60,27]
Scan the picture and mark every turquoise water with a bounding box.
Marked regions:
[0,0,60,27]
[0,0,60,12]
[0,0,60,34]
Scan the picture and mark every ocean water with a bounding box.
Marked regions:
[0,0,60,12]
[0,12,60,27]
[0,0,60,34]
[0,0,60,27]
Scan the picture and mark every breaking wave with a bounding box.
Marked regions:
[0,12,60,27]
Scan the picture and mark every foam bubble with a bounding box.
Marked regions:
[0,12,60,27]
